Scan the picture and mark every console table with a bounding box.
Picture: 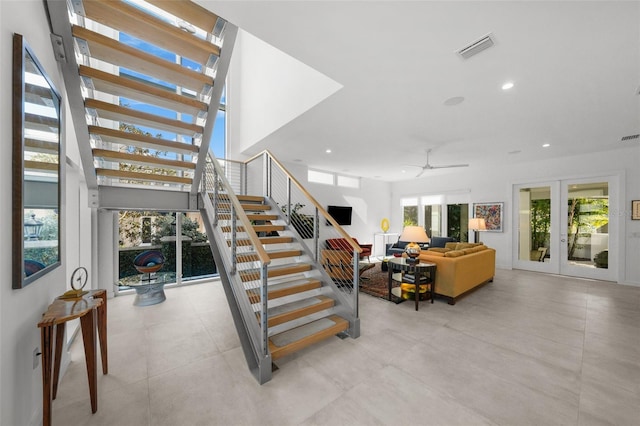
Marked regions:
[387,257,436,311]
[38,289,108,426]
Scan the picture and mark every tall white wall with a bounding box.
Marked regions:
[390,146,640,285]
[1,2,93,424]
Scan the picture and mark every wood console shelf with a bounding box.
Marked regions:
[37,289,108,426]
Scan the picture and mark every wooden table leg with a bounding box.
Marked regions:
[52,323,65,399]
[40,318,55,426]
[94,291,108,374]
[80,308,98,413]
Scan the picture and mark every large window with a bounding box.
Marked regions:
[118,211,217,289]
[401,196,469,241]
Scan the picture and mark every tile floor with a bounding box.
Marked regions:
[52,268,640,425]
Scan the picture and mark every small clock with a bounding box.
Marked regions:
[70,266,88,291]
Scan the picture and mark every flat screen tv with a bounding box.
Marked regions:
[327,205,352,226]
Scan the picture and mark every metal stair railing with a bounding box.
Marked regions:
[244,150,362,326]
[199,155,272,383]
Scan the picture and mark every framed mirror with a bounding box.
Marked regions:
[13,33,62,288]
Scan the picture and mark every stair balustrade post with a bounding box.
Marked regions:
[262,153,269,198]
[260,264,269,357]
[313,208,320,261]
[231,208,237,274]
[286,179,292,226]
[352,250,360,317]
[212,166,219,227]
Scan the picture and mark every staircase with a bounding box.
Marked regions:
[45,0,361,384]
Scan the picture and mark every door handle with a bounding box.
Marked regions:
[560,239,566,242]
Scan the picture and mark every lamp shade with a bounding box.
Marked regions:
[399,226,430,243]
[468,218,486,231]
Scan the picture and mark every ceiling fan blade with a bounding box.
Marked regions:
[430,163,469,169]
[415,169,425,178]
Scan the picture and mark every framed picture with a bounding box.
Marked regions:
[473,202,504,232]
[632,200,640,220]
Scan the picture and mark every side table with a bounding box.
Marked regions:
[38,289,108,426]
[120,272,175,306]
[387,257,436,311]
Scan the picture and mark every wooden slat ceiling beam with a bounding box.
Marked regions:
[84,99,203,137]
[80,65,207,116]
[144,0,221,34]
[72,25,213,94]
[96,168,192,185]
[82,0,220,66]
[92,148,196,171]
[89,125,200,156]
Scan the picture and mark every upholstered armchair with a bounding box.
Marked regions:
[326,237,372,261]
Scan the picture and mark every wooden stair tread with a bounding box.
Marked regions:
[239,263,311,281]
[235,249,302,263]
[145,0,222,34]
[267,296,334,327]
[89,125,199,156]
[82,0,220,65]
[25,139,58,154]
[269,315,348,360]
[219,194,264,203]
[220,225,283,233]
[92,149,196,171]
[72,25,213,93]
[259,236,293,244]
[246,278,321,302]
[216,203,270,211]
[231,236,293,247]
[80,66,207,116]
[85,99,203,136]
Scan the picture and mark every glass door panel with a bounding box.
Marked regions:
[560,179,615,281]
[513,183,559,273]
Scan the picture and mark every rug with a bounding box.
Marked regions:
[359,264,392,300]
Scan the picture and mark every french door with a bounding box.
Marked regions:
[513,175,618,281]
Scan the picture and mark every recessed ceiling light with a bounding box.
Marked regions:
[325,149,332,154]
[542,143,550,148]
[508,150,521,155]
[502,81,514,90]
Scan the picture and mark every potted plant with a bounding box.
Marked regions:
[594,250,608,268]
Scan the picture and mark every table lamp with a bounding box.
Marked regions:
[399,226,430,262]
[468,218,486,243]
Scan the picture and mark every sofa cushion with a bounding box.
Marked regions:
[427,247,451,253]
[444,250,466,258]
[423,251,445,257]
[430,236,456,248]
[454,242,482,250]
[445,242,458,250]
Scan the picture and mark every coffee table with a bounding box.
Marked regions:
[387,257,436,311]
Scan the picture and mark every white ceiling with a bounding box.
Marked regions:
[200,1,640,182]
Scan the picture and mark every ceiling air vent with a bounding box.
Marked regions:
[457,33,495,59]
[621,134,639,142]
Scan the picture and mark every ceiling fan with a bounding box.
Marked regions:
[407,149,469,177]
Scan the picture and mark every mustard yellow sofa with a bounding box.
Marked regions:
[417,243,495,305]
